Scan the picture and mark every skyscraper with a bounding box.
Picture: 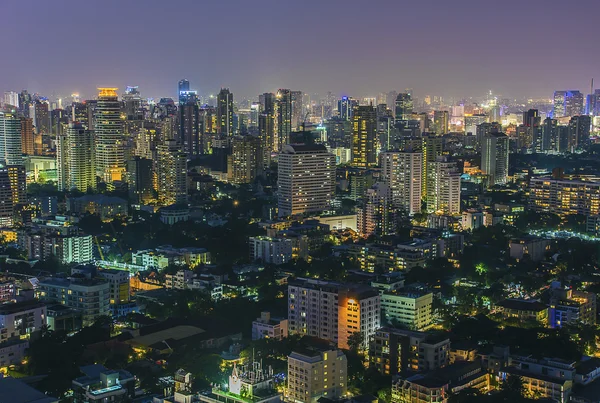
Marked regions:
[0,168,13,227]
[542,117,558,152]
[258,112,275,167]
[0,111,23,166]
[127,157,154,205]
[3,92,19,108]
[426,156,461,214]
[156,140,188,206]
[229,135,262,184]
[277,144,335,217]
[395,93,413,121]
[568,115,591,151]
[357,182,395,237]
[94,88,125,183]
[276,89,292,149]
[217,88,234,136]
[291,90,303,130]
[433,110,449,135]
[337,96,358,121]
[379,151,422,215]
[554,90,584,118]
[179,91,201,157]
[350,105,377,168]
[421,135,443,198]
[178,79,190,103]
[57,122,96,192]
[520,109,541,151]
[33,101,50,135]
[20,117,34,155]
[481,132,509,186]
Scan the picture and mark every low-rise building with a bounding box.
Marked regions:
[0,280,15,302]
[381,289,433,331]
[67,195,128,220]
[509,236,550,262]
[493,299,549,327]
[370,327,450,376]
[97,269,130,306]
[0,300,47,343]
[287,345,347,403]
[550,284,596,328]
[249,236,293,265]
[36,277,110,326]
[252,311,288,341]
[0,339,28,367]
[72,364,135,402]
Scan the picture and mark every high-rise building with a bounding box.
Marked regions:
[422,135,443,198]
[217,88,234,136]
[7,165,26,206]
[554,90,584,118]
[337,96,358,121]
[542,117,557,152]
[591,89,600,116]
[277,144,335,217]
[156,140,187,206]
[20,117,34,156]
[395,93,413,121]
[291,90,303,130]
[0,168,13,226]
[350,105,377,168]
[276,89,292,149]
[229,135,262,184]
[127,157,154,205]
[357,182,395,237]
[481,132,509,186]
[0,110,23,166]
[568,115,591,151]
[179,91,201,157]
[122,86,144,121]
[3,92,19,108]
[530,177,600,216]
[433,110,449,135]
[287,347,347,403]
[426,156,461,215]
[258,113,275,167]
[33,101,50,135]
[475,121,501,152]
[379,151,422,215]
[57,122,96,192]
[18,90,32,118]
[178,79,190,103]
[94,88,125,183]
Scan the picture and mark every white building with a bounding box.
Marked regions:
[249,236,293,265]
[481,132,509,186]
[379,151,422,215]
[0,301,47,343]
[426,156,461,215]
[252,311,288,341]
[62,235,94,264]
[277,144,336,217]
[287,347,347,403]
[381,290,434,331]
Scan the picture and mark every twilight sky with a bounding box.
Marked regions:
[1,0,599,102]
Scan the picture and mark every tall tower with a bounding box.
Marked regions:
[94,88,125,183]
[481,132,509,186]
[350,105,377,168]
[426,156,461,214]
[57,122,96,192]
[395,93,413,121]
[379,151,422,215]
[229,135,262,184]
[127,157,154,205]
[433,111,449,135]
[217,88,234,136]
[276,89,292,149]
[0,110,23,166]
[179,91,201,157]
[291,91,303,130]
[156,140,187,206]
[20,117,34,156]
[568,115,591,151]
[422,135,443,199]
[178,79,190,103]
[357,182,395,237]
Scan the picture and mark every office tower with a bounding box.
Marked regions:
[433,110,449,135]
[377,115,395,151]
[217,88,234,136]
[357,182,395,237]
[57,122,96,192]
[94,88,125,183]
[556,126,570,153]
[229,135,262,184]
[287,347,347,403]
[379,151,422,215]
[394,93,413,121]
[18,90,32,118]
[50,108,68,137]
[33,101,50,135]
[422,135,443,198]
[0,168,13,226]
[464,114,488,136]
[122,86,144,120]
[277,144,335,217]
[426,156,461,215]
[350,105,377,168]
[568,115,591,151]
[179,91,201,157]
[337,96,358,121]
[276,89,292,149]
[20,117,34,155]
[249,102,260,129]
[178,79,190,103]
[554,90,584,118]
[258,113,275,166]
[156,140,187,206]
[291,90,303,129]
[3,92,19,108]
[475,121,501,151]
[386,91,398,112]
[542,118,558,152]
[0,111,23,165]
[592,89,600,116]
[259,92,276,115]
[127,157,154,205]
[519,109,541,151]
[481,132,509,186]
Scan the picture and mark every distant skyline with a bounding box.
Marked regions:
[1,0,599,102]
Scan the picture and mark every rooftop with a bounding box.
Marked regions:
[0,377,58,403]
[496,299,548,312]
[0,300,45,315]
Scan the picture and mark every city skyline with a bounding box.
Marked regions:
[1,0,599,101]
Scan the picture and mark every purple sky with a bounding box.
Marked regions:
[1,0,599,101]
